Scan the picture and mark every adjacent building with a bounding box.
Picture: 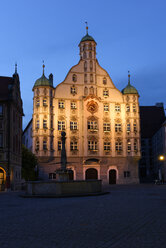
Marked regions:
[24,28,141,184]
[0,67,23,191]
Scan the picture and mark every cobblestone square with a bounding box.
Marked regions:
[1,184,166,248]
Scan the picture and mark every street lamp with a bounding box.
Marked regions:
[158,155,165,183]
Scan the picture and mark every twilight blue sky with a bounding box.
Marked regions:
[0,0,166,129]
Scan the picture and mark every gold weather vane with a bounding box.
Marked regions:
[85,21,88,34]
[128,70,130,85]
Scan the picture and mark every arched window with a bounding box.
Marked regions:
[84,87,88,95]
[84,61,87,72]
[90,61,93,71]
[89,51,92,59]
[72,74,77,82]
[89,86,94,95]
[83,52,86,59]
[103,77,107,85]
[90,74,93,82]
[84,74,87,83]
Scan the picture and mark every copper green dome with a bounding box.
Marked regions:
[81,33,96,42]
[122,73,138,95]
[33,65,53,88]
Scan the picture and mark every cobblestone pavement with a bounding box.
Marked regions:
[1,184,166,248]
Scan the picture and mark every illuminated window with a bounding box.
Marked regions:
[115,105,121,112]
[103,77,107,85]
[84,61,87,72]
[58,121,65,131]
[71,102,77,109]
[70,121,78,130]
[104,104,109,112]
[84,74,87,83]
[126,123,131,133]
[115,123,122,132]
[0,133,3,147]
[71,86,77,95]
[133,104,136,112]
[58,101,65,109]
[134,139,138,152]
[43,98,47,106]
[58,141,62,150]
[103,123,110,132]
[87,121,98,131]
[103,89,109,97]
[36,99,40,107]
[70,141,78,151]
[126,105,130,112]
[43,119,47,129]
[115,141,122,151]
[36,120,39,129]
[36,140,39,150]
[104,142,110,151]
[72,74,77,82]
[133,122,137,132]
[0,105,3,116]
[127,140,131,152]
[43,140,47,150]
[88,141,97,151]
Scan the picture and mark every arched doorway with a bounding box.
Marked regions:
[85,168,98,180]
[109,169,116,184]
[68,170,74,181]
[0,168,6,191]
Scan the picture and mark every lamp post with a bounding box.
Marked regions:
[158,155,164,183]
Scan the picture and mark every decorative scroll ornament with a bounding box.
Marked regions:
[87,100,98,114]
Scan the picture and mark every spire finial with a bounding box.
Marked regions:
[15,62,17,74]
[42,60,45,75]
[85,21,88,34]
[128,70,130,85]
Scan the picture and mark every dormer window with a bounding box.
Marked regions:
[71,86,77,95]
[58,101,65,109]
[103,89,109,97]
[72,74,77,82]
[43,98,47,106]
[103,77,107,85]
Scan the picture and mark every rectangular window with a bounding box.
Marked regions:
[84,74,87,83]
[71,87,77,94]
[49,173,56,179]
[36,141,39,150]
[126,105,130,112]
[70,141,78,151]
[43,99,47,106]
[36,99,40,107]
[103,123,110,132]
[115,141,122,151]
[87,121,98,131]
[133,123,137,132]
[70,122,78,130]
[115,123,122,132]
[58,141,62,150]
[36,120,40,129]
[71,102,77,109]
[124,171,130,178]
[90,74,93,82]
[0,105,3,116]
[127,141,131,152]
[58,101,65,109]
[58,121,65,131]
[134,140,137,152]
[126,123,130,133]
[104,104,109,112]
[88,141,97,151]
[115,105,121,112]
[104,142,110,151]
[133,104,136,112]
[0,133,3,148]
[43,140,47,150]
[103,90,109,97]
[43,119,47,129]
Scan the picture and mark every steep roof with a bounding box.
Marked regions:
[140,105,166,138]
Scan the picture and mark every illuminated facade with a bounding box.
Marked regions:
[31,28,140,184]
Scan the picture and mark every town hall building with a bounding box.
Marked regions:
[24,27,141,184]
